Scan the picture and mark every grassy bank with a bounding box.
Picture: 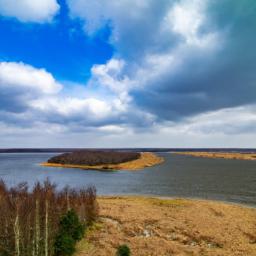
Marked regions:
[76,196,256,256]
[41,152,164,171]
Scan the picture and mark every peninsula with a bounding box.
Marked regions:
[173,151,256,161]
[41,150,164,171]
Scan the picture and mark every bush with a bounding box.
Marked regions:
[83,186,98,225]
[54,209,85,256]
[116,244,131,256]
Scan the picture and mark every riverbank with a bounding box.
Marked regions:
[41,152,164,171]
[173,151,256,161]
[76,196,256,256]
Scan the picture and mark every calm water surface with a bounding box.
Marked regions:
[0,153,256,205]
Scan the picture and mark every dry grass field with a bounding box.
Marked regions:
[173,152,256,161]
[76,196,256,256]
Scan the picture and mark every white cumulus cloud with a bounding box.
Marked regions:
[0,61,137,131]
[0,62,62,94]
[0,0,60,23]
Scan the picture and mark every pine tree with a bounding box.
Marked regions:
[54,209,85,256]
[116,244,131,256]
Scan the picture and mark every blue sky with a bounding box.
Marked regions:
[0,0,113,83]
[0,0,256,148]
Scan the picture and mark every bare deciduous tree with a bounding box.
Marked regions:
[0,180,98,256]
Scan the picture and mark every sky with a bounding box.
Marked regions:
[0,0,256,148]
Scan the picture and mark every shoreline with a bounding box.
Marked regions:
[97,194,256,209]
[172,151,256,161]
[41,152,164,171]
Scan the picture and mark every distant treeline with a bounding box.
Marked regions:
[1,148,256,153]
[47,150,141,166]
[0,180,98,256]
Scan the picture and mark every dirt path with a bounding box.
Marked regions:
[76,196,256,256]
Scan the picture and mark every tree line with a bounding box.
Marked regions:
[0,179,98,256]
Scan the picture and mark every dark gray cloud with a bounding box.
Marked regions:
[69,0,256,124]
[68,0,181,61]
[131,0,256,121]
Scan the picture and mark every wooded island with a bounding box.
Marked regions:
[41,150,164,171]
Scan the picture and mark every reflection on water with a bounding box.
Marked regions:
[0,152,256,205]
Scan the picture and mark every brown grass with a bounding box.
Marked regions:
[41,152,164,171]
[173,151,256,161]
[76,196,256,256]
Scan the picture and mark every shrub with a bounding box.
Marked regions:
[83,186,99,225]
[116,244,131,256]
[54,209,85,256]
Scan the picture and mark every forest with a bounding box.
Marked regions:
[0,180,98,256]
[47,150,140,166]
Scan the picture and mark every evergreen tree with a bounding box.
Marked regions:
[116,244,131,256]
[54,233,75,256]
[54,209,85,256]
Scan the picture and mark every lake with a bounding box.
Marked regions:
[0,152,256,205]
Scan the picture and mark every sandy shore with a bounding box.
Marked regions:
[76,196,256,256]
[173,151,256,161]
[41,152,164,171]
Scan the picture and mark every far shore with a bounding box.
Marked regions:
[41,152,164,171]
[76,195,256,256]
[173,151,256,161]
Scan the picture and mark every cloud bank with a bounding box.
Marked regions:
[0,0,256,147]
[68,0,256,121]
